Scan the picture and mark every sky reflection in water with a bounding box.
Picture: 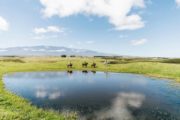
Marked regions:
[3,71,180,120]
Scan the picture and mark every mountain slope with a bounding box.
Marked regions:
[0,46,108,56]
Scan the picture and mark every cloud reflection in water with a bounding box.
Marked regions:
[35,86,62,100]
[81,92,145,120]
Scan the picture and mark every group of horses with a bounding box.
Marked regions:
[67,62,96,68]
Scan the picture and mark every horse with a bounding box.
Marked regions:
[82,62,88,68]
[91,62,96,68]
[67,62,73,68]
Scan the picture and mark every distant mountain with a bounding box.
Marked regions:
[0,46,109,56]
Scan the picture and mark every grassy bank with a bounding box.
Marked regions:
[0,56,180,119]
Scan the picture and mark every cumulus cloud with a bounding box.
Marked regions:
[33,26,65,40]
[40,0,146,30]
[131,38,147,46]
[176,0,180,6]
[0,16,9,31]
[34,26,63,34]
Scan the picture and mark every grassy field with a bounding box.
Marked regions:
[0,56,180,120]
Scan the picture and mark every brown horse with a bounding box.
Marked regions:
[82,62,88,68]
[91,62,96,68]
[67,62,73,68]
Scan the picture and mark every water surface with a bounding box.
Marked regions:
[3,71,180,120]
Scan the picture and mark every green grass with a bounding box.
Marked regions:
[162,58,180,64]
[0,56,180,119]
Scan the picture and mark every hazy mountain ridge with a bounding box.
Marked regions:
[0,46,108,56]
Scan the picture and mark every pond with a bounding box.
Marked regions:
[3,71,180,120]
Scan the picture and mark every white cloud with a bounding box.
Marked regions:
[33,26,64,40]
[86,41,94,44]
[34,26,63,34]
[0,16,9,31]
[33,34,59,40]
[176,0,180,6]
[131,38,147,46]
[40,0,146,31]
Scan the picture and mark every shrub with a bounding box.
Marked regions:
[70,55,76,57]
[0,58,25,63]
[162,59,180,64]
[61,55,67,58]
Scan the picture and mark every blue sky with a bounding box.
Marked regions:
[0,0,180,57]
